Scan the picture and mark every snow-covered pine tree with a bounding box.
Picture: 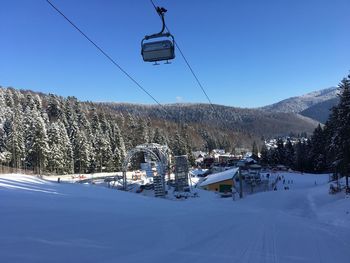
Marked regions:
[33,94,43,111]
[24,93,36,111]
[4,88,14,108]
[88,109,114,172]
[47,120,74,174]
[90,108,100,134]
[133,119,149,146]
[95,130,113,172]
[74,129,91,173]
[24,107,50,174]
[200,130,217,154]
[5,108,25,170]
[153,127,167,145]
[47,94,62,122]
[125,113,137,149]
[111,122,126,171]
[171,130,187,156]
[47,122,65,173]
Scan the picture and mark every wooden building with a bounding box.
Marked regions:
[199,168,239,192]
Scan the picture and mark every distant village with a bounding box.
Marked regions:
[193,135,308,170]
[264,136,308,150]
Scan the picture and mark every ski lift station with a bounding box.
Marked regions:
[122,143,190,198]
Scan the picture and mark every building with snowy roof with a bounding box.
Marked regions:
[199,167,239,193]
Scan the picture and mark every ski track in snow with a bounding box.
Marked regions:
[0,172,349,263]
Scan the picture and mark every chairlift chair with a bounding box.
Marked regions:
[141,6,175,64]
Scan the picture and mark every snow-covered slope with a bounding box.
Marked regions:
[0,173,349,263]
[262,87,338,113]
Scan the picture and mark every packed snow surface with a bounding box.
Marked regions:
[1,172,349,263]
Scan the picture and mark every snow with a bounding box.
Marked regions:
[199,167,239,187]
[0,172,349,263]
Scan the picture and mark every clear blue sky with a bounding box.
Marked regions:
[1,0,349,107]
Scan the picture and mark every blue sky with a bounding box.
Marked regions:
[1,0,349,107]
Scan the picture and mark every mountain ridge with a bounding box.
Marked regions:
[261,87,338,114]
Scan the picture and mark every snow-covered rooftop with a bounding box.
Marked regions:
[190,169,208,176]
[199,167,238,187]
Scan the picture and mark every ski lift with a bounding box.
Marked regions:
[141,7,175,65]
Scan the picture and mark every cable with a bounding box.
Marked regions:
[46,0,168,115]
[149,0,220,117]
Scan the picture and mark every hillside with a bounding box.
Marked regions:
[102,102,319,138]
[1,173,349,262]
[300,97,339,123]
[262,87,338,114]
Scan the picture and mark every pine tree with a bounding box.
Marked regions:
[309,124,327,172]
[331,77,350,187]
[90,108,100,134]
[276,138,286,164]
[47,94,62,122]
[47,122,65,173]
[111,122,126,171]
[4,89,14,108]
[284,139,295,169]
[95,131,113,172]
[133,119,149,146]
[6,108,25,169]
[260,144,269,165]
[74,129,91,173]
[24,107,50,174]
[268,147,279,166]
[293,140,312,172]
[294,140,305,172]
[124,114,137,149]
[60,121,74,173]
[153,127,167,145]
[172,131,187,156]
[200,130,216,153]
[24,94,36,111]
[0,89,6,121]
[33,94,43,111]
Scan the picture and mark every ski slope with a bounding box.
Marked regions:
[0,172,349,263]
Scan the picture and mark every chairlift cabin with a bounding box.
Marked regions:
[142,34,175,63]
[141,6,175,64]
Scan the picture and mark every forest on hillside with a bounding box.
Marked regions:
[0,85,319,175]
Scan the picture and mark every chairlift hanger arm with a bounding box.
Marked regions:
[156,7,167,33]
[145,6,168,39]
